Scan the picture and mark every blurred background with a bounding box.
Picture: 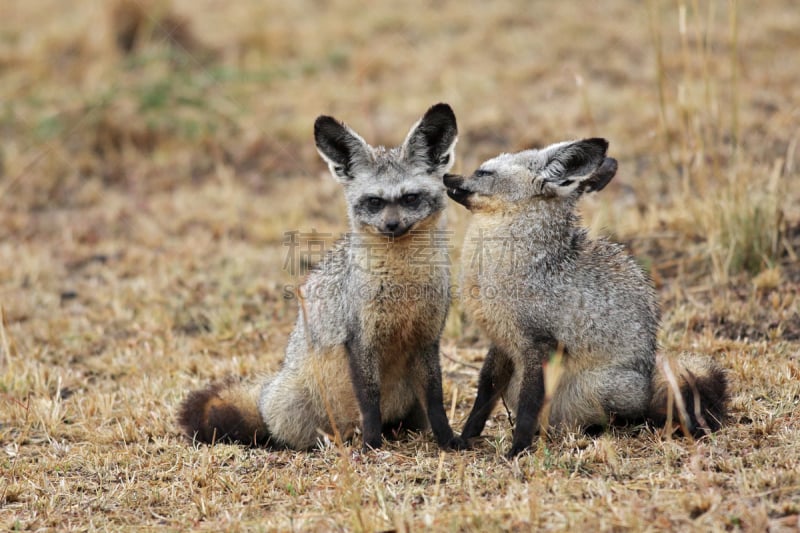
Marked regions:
[3,0,797,271]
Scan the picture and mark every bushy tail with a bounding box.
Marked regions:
[648,354,729,437]
[178,378,271,446]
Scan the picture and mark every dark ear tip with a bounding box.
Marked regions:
[585,157,618,192]
[428,102,454,114]
[583,137,610,153]
[424,102,457,124]
[314,115,340,134]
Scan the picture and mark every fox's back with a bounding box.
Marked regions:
[461,213,658,370]
[550,236,659,369]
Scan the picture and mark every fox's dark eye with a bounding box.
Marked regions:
[366,197,385,211]
[475,169,494,178]
[400,193,420,207]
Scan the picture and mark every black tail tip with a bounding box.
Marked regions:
[661,366,730,437]
[177,383,270,446]
[649,359,730,438]
[177,383,225,444]
[686,365,730,436]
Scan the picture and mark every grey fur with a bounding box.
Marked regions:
[447,138,727,457]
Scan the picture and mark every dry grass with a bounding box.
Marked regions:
[2,0,799,530]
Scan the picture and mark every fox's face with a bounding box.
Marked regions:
[314,103,458,238]
[444,138,617,213]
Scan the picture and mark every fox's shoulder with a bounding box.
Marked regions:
[304,237,351,278]
[582,236,628,261]
[576,236,657,297]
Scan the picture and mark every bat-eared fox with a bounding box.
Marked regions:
[445,138,728,457]
[179,104,465,452]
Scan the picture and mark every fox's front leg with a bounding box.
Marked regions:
[506,349,547,458]
[412,344,466,450]
[345,339,382,450]
[460,345,513,441]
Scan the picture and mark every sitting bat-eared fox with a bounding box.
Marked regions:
[179,104,465,451]
[444,138,728,457]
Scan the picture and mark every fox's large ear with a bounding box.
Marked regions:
[314,116,372,183]
[536,138,616,196]
[401,103,458,176]
[580,156,618,193]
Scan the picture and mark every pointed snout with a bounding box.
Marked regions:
[443,173,473,207]
[380,223,411,238]
[380,205,410,238]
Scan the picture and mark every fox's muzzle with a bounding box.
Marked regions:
[379,205,412,238]
[443,174,472,207]
[380,222,412,238]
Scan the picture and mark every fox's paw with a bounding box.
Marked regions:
[505,443,532,459]
[443,435,469,451]
[361,436,383,453]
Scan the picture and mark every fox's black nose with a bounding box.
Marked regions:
[381,220,410,237]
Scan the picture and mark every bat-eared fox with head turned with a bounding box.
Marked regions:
[179,103,466,451]
[444,138,729,457]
